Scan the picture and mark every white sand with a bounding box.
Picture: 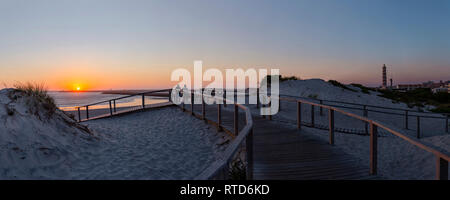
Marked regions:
[0,89,99,179]
[0,89,229,179]
[273,79,450,179]
[290,124,450,180]
[277,79,448,137]
[80,107,230,179]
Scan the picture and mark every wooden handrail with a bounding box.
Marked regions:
[287,97,450,161]
[282,96,449,179]
[181,91,254,180]
[75,89,172,108]
[73,88,448,179]
[280,94,450,115]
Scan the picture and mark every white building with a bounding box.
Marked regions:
[432,87,449,93]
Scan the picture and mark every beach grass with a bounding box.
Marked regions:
[13,82,57,113]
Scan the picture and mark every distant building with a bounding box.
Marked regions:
[422,80,447,89]
[396,84,423,91]
[432,87,449,93]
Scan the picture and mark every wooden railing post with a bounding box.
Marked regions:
[191,90,195,115]
[113,100,116,112]
[246,128,254,180]
[268,101,272,120]
[370,122,378,175]
[311,105,315,127]
[363,105,368,135]
[168,89,172,103]
[234,104,239,136]
[329,109,334,145]
[202,90,206,120]
[278,97,281,112]
[223,90,227,107]
[142,94,145,109]
[405,110,409,129]
[262,103,266,119]
[77,107,81,122]
[86,106,89,120]
[109,101,113,116]
[319,100,323,116]
[416,116,421,139]
[217,104,222,131]
[297,102,302,130]
[436,156,448,180]
[446,115,448,133]
[256,88,260,108]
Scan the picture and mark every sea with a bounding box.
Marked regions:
[48,91,168,111]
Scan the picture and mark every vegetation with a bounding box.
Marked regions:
[350,83,376,94]
[328,80,357,92]
[229,157,246,180]
[261,75,301,87]
[378,88,450,113]
[13,82,57,114]
[430,104,450,113]
[308,94,319,99]
[280,75,300,82]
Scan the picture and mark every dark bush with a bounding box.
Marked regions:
[328,80,356,92]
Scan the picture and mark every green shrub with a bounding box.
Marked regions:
[378,88,450,113]
[430,104,450,113]
[261,75,301,87]
[280,75,300,82]
[229,157,246,180]
[350,83,375,94]
[328,80,356,92]
[308,94,319,99]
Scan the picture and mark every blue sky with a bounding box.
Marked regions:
[0,0,449,89]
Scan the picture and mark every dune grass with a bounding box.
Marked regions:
[350,83,376,94]
[328,80,357,92]
[13,82,56,113]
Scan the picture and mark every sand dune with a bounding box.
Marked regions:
[0,89,228,179]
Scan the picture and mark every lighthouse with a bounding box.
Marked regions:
[382,64,387,88]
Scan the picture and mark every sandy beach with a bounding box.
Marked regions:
[0,89,230,179]
[76,107,230,179]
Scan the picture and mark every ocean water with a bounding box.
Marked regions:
[48,91,168,111]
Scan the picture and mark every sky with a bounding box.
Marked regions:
[0,0,449,90]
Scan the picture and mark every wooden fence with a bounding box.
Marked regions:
[280,96,449,180]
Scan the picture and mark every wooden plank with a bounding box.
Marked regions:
[370,122,377,175]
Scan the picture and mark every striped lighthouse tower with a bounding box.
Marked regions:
[382,64,387,88]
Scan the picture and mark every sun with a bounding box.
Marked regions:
[76,87,81,91]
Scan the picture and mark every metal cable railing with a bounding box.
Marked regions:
[74,89,172,122]
[278,96,449,180]
[279,94,449,138]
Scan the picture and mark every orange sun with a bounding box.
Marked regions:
[75,86,81,91]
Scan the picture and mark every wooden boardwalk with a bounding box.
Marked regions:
[79,101,377,180]
[188,103,377,180]
[251,118,375,180]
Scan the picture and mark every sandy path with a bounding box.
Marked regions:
[71,107,229,179]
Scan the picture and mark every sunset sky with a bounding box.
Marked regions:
[0,0,449,90]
